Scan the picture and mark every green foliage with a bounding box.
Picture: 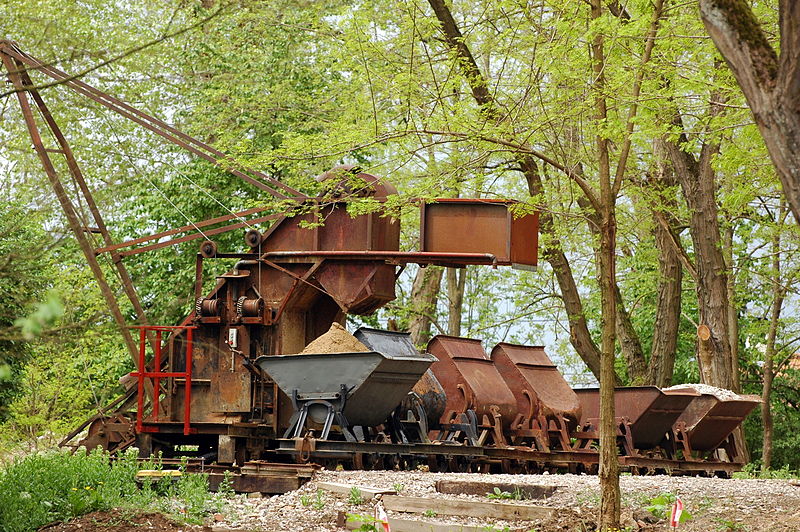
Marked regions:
[217,470,235,498]
[346,512,380,532]
[733,462,799,479]
[13,292,65,341]
[643,493,691,523]
[392,482,404,493]
[0,449,223,532]
[300,488,326,510]
[486,487,524,500]
[716,517,747,531]
[348,486,365,505]
[422,509,437,517]
[313,489,326,510]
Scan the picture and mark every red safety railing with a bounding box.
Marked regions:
[129,325,196,436]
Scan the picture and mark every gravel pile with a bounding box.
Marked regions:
[664,383,744,401]
[214,470,800,531]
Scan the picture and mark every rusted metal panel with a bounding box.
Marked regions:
[491,343,581,427]
[427,335,517,428]
[211,328,252,413]
[420,200,538,268]
[261,172,400,254]
[316,261,396,314]
[575,387,698,449]
[672,393,760,451]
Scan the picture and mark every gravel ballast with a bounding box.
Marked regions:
[214,470,800,531]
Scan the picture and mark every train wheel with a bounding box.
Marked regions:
[353,452,381,470]
[501,459,523,474]
[388,454,403,471]
[353,452,365,470]
[447,456,471,473]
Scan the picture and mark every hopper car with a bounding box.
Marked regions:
[1,42,759,479]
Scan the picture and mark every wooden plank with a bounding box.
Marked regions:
[208,472,302,494]
[136,469,182,478]
[318,481,397,498]
[382,495,556,521]
[336,511,529,532]
[435,480,557,499]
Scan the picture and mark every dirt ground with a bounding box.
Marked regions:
[38,471,800,532]
[39,509,211,532]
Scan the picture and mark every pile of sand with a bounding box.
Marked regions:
[298,322,369,355]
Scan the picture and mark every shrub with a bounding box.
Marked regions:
[0,449,223,532]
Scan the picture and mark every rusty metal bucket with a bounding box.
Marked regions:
[255,349,435,428]
[491,343,581,429]
[575,386,698,449]
[427,335,517,429]
[668,390,761,451]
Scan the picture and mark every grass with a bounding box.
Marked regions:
[733,463,800,479]
[0,449,232,532]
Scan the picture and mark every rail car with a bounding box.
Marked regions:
[0,42,758,479]
[72,172,757,478]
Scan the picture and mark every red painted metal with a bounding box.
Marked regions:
[130,325,197,436]
[185,327,193,437]
[261,251,499,265]
[420,200,538,268]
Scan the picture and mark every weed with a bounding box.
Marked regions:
[392,482,404,493]
[643,493,691,523]
[486,486,524,500]
[348,486,365,505]
[716,517,747,531]
[346,512,379,532]
[300,494,311,507]
[423,509,437,517]
[217,470,235,499]
[312,489,326,510]
[733,463,799,479]
[575,489,600,507]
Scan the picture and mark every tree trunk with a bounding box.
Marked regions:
[663,109,735,389]
[646,148,682,387]
[590,0,620,527]
[762,211,785,471]
[699,1,800,226]
[445,267,465,336]
[723,226,741,392]
[521,159,608,382]
[408,266,444,347]
[578,194,646,384]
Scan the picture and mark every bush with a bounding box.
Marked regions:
[0,449,226,532]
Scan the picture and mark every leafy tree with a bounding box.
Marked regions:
[0,202,51,421]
